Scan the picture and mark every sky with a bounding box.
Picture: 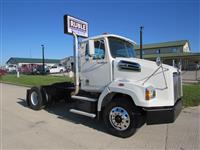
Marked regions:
[0,0,199,65]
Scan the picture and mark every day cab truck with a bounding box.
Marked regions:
[26,15,182,138]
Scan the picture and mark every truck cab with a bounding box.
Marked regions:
[27,33,182,138]
[80,34,182,106]
[80,34,135,92]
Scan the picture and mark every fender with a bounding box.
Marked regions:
[97,80,145,112]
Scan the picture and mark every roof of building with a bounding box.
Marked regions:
[134,40,189,50]
[61,56,74,61]
[137,52,200,59]
[6,57,60,64]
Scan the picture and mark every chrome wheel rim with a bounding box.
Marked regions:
[30,91,39,106]
[109,107,130,131]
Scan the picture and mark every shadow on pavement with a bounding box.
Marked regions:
[17,98,27,107]
[17,98,146,136]
[17,98,107,134]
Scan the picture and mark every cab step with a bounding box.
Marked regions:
[71,95,97,102]
[69,109,96,118]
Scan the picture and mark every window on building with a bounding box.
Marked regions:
[136,51,140,56]
[172,48,177,53]
[156,49,161,54]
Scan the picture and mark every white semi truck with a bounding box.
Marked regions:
[26,15,182,138]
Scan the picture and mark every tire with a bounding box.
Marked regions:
[103,98,139,138]
[28,86,46,110]
[60,69,63,73]
[42,87,54,107]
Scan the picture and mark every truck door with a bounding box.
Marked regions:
[80,38,111,92]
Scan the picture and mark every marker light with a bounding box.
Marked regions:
[145,87,156,100]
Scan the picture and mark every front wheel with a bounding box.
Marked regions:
[103,99,139,138]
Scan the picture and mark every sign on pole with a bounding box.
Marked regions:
[64,15,89,38]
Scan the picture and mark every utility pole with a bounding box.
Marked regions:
[140,26,144,59]
[29,48,32,58]
[41,45,45,75]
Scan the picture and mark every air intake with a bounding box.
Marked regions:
[118,60,141,72]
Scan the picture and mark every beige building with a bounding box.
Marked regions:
[134,40,200,70]
[135,40,190,55]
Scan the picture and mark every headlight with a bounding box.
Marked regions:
[145,87,156,100]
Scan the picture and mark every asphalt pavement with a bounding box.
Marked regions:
[0,83,199,150]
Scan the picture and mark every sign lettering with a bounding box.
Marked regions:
[64,15,88,38]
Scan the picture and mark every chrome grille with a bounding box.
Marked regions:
[173,72,182,102]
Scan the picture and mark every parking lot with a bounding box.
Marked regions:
[0,83,199,150]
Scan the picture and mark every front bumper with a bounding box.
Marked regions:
[145,99,182,125]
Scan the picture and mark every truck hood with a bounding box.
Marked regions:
[113,57,177,87]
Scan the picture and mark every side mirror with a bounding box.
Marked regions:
[156,56,161,66]
[88,40,95,56]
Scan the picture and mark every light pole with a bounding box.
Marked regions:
[41,45,45,75]
[140,26,144,59]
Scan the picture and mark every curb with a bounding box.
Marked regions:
[0,81,31,88]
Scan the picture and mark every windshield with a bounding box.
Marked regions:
[108,37,136,58]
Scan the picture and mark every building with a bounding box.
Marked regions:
[60,56,74,71]
[134,40,200,70]
[6,57,60,67]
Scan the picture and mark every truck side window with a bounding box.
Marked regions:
[93,40,105,60]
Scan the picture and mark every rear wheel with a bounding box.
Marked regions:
[103,98,139,138]
[28,86,46,110]
[42,87,54,106]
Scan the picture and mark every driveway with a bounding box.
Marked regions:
[0,83,199,149]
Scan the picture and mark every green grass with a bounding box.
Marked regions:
[0,74,73,87]
[182,84,200,107]
[0,74,199,107]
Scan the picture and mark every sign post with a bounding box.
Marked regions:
[17,65,20,78]
[64,14,89,95]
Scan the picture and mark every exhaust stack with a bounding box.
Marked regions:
[63,15,89,95]
[73,32,79,95]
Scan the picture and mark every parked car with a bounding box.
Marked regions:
[0,68,7,76]
[34,65,50,75]
[20,64,38,74]
[6,64,17,73]
[49,65,66,73]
